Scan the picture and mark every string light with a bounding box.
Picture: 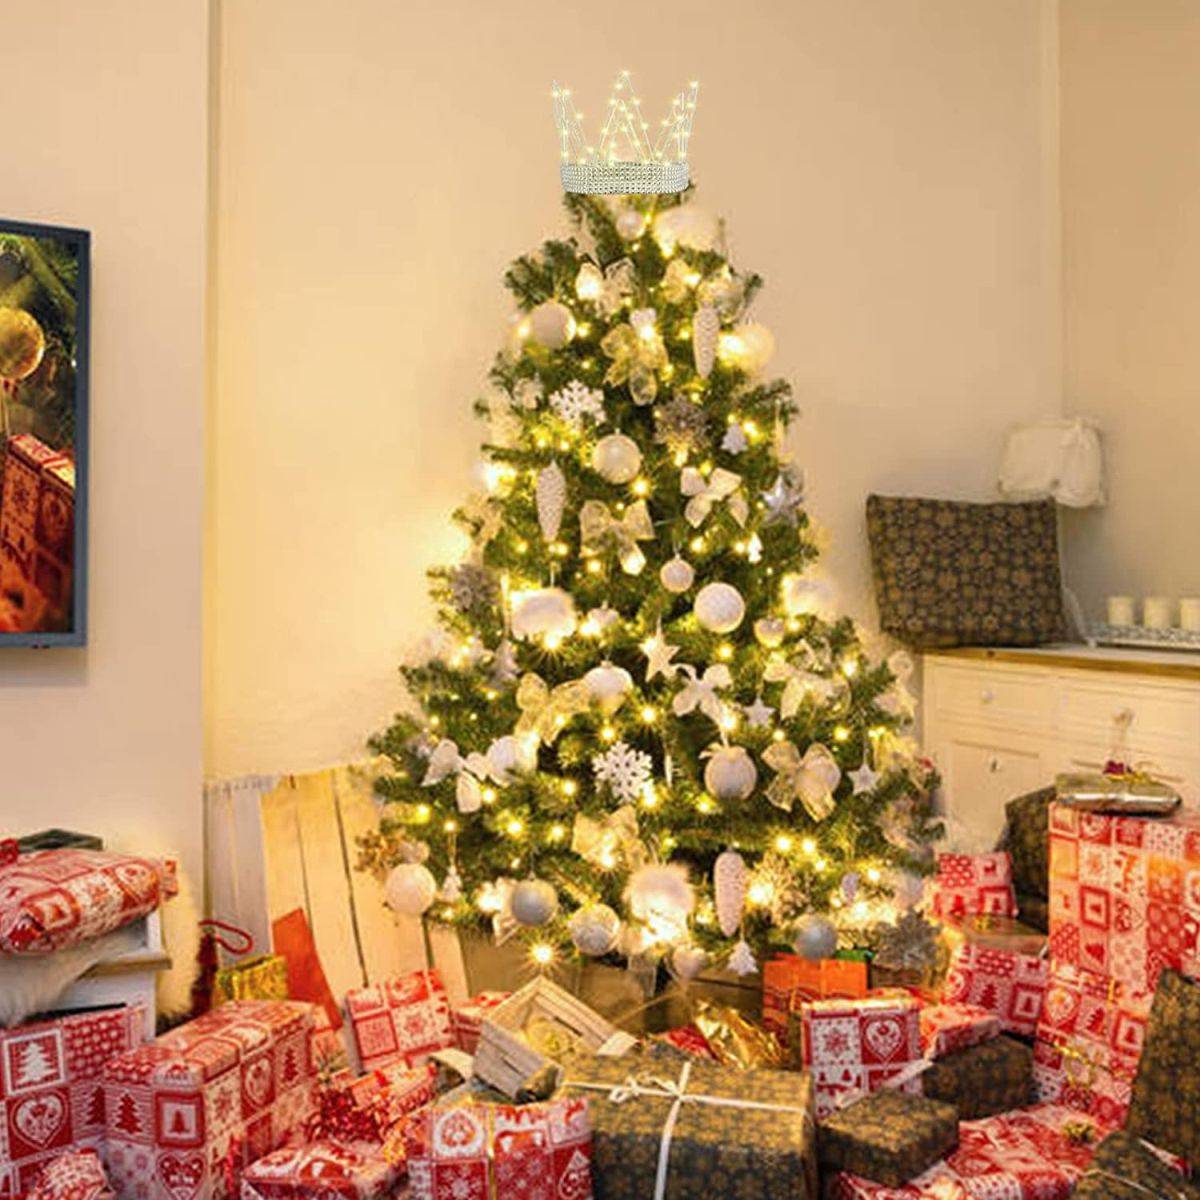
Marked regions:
[689,536,705,554]
[482,787,497,805]
[801,837,817,856]
[562,779,578,797]
[600,723,617,742]
[414,803,431,824]
[747,879,775,907]
[530,942,556,967]
[841,658,859,678]
[834,725,850,743]
[586,560,604,576]
[866,866,882,884]
[716,642,733,661]
[631,477,650,497]
[505,817,525,837]
[774,834,794,853]
[443,819,458,834]
[548,824,567,842]
[640,705,658,724]
[696,795,715,814]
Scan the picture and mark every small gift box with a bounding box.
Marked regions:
[762,955,869,1036]
[940,942,1048,1037]
[240,1140,402,1200]
[792,995,923,1118]
[215,955,291,1006]
[344,969,455,1074]
[559,1047,817,1200]
[921,1035,1034,1120]
[403,1094,593,1200]
[818,1090,958,1188]
[1055,769,1181,816]
[309,1061,437,1145]
[450,991,510,1054]
[929,851,1017,920]
[918,1002,1001,1059]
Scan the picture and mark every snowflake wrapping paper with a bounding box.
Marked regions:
[825,1102,1111,1200]
[1047,802,1200,994]
[792,995,922,1119]
[0,1003,146,1198]
[940,943,1048,1038]
[929,852,1018,920]
[918,1003,1002,1060]
[25,1148,115,1200]
[450,992,510,1056]
[101,1000,317,1200]
[0,848,177,955]
[403,1095,593,1200]
[239,1139,402,1200]
[343,970,455,1075]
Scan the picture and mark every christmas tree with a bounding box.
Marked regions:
[360,186,938,979]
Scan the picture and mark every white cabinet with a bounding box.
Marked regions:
[923,646,1200,846]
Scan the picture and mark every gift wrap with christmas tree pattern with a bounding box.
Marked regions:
[921,1034,1035,1120]
[559,1047,817,1200]
[817,1090,958,1189]
[1071,1130,1200,1200]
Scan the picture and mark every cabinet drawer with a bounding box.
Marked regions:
[930,666,1055,732]
[1060,682,1200,755]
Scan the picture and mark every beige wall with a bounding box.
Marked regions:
[0,1,209,886]
[208,0,1063,777]
[1059,0,1200,618]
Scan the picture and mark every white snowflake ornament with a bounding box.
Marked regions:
[550,379,606,428]
[592,741,653,803]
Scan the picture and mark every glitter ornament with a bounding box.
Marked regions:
[509,878,559,927]
[527,300,575,349]
[727,939,758,976]
[591,433,642,484]
[694,582,745,633]
[654,397,709,459]
[385,863,437,916]
[754,617,786,648]
[583,661,634,714]
[593,740,653,803]
[536,462,567,542]
[703,744,757,802]
[713,849,748,938]
[510,587,576,641]
[447,563,498,615]
[549,379,606,427]
[792,912,838,961]
[659,556,695,594]
[569,903,621,956]
[692,304,719,379]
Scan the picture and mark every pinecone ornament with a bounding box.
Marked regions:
[692,304,719,379]
[714,848,748,938]
[536,461,567,542]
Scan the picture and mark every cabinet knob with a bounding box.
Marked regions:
[980,689,996,705]
[987,755,1002,773]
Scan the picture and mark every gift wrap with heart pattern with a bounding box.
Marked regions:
[102,1000,317,1200]
[0,1005,146,1198]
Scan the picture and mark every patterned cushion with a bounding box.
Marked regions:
[922,1035,1035,1120]
[1126,969,1200,1164]
[866,495,1068,649]
[0,848,176,954]
[1072,1131,1200,1200]
[818,1090,958,1188]
[1003,786,1054,901]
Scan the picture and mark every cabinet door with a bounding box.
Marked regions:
[933,730,1049,847]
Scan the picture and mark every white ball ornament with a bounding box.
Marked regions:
[527,300,575,349]
[510,587,577,641]
[722,322,775,375]
[510,879,559,927]
[569,903,621,956]
[653,206,719,254]
[704,744,758,802]
[591,433,642,484]
[660,556,695,594]
[694,582,745,633]
[792,913,838,961]
[583,662,634,714]
[385,863,438,916]
[615,208,647,241]
[754,617,786,648]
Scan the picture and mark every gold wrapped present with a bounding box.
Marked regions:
[1055,769,1180,815]
[214,952,290,1004]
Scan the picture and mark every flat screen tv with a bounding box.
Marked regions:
[0,219,88,646]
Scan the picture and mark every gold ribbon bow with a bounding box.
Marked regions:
[515,672,591,744]
[571,805,645,870]
[580,499,655,575]
[762,656,841,719]
[601,310,668,405]
[761,741,841,819]
[680,467,748,528]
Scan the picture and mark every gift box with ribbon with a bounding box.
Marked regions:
[761,954,869,1037]
[1070,1130,1197,1200]
[559,1045,817,1200]
[929,851,1017,920]
[308,1061,438,1146]
[403,1093,593,1200]
[240,1139,403,1200]
[921,1035,1035,1120]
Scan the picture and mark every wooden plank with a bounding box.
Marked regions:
[428,923,469,1003]
[259,778,310,939]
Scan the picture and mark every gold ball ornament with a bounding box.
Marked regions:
[527,300,576,349]
[0,308,45,380]
[703,744,758,801]
[591,433,642,484]
[694,582,745,633]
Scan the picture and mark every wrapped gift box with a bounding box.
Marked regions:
[762,955,868,1037]
[559,1048,816,1200]
[102,1000,317,1200]
[1032,961,1150,1127]
[240,1139,402,1200]
[921,1035,1034,1120]
[26,1148,115,1200]
[917,1002,1001,1059]
[1070,1130,1196,1200]
[449,992,509,1055]
[817,1090,958,1188]
[929,851,1017,919]
[825,1103,1109,1200]
[403,1093,592,1200]
[0,1004,146,1198]
[940,942,1048,1037]
[343,970,454,1075]
[792,995,922,1118]
[308,1061,436,1146]
[653,1026,717,1062]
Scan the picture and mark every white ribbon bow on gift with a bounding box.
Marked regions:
[761,740,842,819]
[680,467,748,528]
[671,664,733,725]
[421,738,491,813]
[762,655,842,719]
[579,499,655,575]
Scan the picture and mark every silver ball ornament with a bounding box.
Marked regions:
[615,208,646,240]
[527,300,575,349]
[703,744,758,801]
[792,913,838,961]
[384,863,438,916]
[591,433,642,484]
[660,556,695,594]
[694,582,746,633]
[568,903,621,956]
[583,661,633,714]
[509,878,559,927]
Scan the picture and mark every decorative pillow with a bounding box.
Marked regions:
[1127,969,1200,1164]
[866,495,1068,649]
[929,851,1017,919]
[0,848,177,955]
[940,942,1048,1038]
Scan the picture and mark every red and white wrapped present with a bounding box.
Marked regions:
[308,1061,437,1145]
[654,1025,718,1061]
[826,1102,1110,1200]
[0,848,177,955]
[1031,961,1151,1127]
[0,1004,146,1198]
[929,851,1018,920]
[940,942,1048,1038]
[239,1139,402,1200]
[403,1095,592,1200]
[794,994,922,1118]
[25,1149,115,1200]
[918,1002,1002,1060]
[761,954,869,1036]
[450,992,509,1055]
[102,1000,318,1200]
[343,971,454,1075]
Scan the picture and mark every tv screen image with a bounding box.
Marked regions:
[0,219,89,646]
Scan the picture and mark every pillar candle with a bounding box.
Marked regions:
[1143,596,1174,630]
[1107,595,1136,627]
